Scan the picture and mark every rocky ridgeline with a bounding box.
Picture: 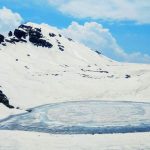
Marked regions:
[0,24,53,48]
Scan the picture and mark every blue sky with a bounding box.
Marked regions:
[0,0,150,63]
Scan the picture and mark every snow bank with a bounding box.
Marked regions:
[0,130,150,150]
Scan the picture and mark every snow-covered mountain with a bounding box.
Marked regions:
[0,22,150,118]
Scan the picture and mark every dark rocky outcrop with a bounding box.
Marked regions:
[125,74,131,79]
[19,24,32,31]
[0,90,14,109]
[35,28,41,33]
[81,68,108,74]
[24,66,29,69]
[5,39,15,44]
[29,36,53,48]
[19,38,27,43]
[95,50,101,55]
[58,44,65,51]
[29,28,43,39]
[28,26,53,48]
[2,43,6,46]
[52,74,59,76]
[49,33,56,37]
[59,34,62,37]
[8,31,13,37]
[1,24,53,48]
[0,34,4,44]
[14,29,27,39]
[68,38,73,41]
[5,37,27,44]
[26,109,32,113]
[56,40,61,45]
[99,71,109,73]
[58,45,64,48]
[59,47,64,51]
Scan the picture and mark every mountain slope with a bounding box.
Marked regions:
[0,22,150,118]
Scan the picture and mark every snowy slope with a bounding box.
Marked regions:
[1,130,150,150]
[0,22,150,118]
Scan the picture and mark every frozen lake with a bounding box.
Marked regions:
[1,101,150,134]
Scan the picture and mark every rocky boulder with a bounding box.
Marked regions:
[0,34,4,44]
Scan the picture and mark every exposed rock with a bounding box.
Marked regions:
[58,44,65,51]
[14,29,27,39]
[95,50,101,55]
[52,74,59,76]
[125,74,131,79]
[107,75,114,78]
[59,34,62,37]
[58,45,64,48]
[29,28,43,39]
[81,68,108,73]
[28,27,53,48]
[26,109,32,113]
[59,47,64,51]
[49,33,56,37]
[35,28,41,33]
[1,24,54,49]
[19,24,32,31]
[2,43,6,46]
[0,90,14,109]
[24,66,29,69]
[99,71,109,73]
[2,24,53,48]
[29,36,53,48]
[19,39,27,43]
[68,38,73,42]
[5,36,27,44]
[81,74,93,79]
[10,38,20,42]
[5,39,15,44]
[0,34,4,44]
[56,40,61,44]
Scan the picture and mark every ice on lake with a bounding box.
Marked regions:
[1,101,150,134]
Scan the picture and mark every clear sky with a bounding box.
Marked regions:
[0,0,150,63]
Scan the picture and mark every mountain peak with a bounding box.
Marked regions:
[0,22,114,75]
[0,22,108,65]
[0,23,65,49]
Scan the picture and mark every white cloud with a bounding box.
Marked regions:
[0,7,23,35]
[62,22,150,63]
[48,0,150,24]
